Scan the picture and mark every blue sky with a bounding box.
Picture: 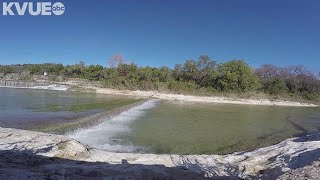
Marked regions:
[0,0,319,72]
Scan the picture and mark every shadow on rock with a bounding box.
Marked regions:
[170,155,239,180]
[0,149,216,180]
[258,148,320,179]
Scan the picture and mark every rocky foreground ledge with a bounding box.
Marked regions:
[0,127,320,179]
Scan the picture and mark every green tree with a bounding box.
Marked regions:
[196,55,217,87]
[216,60,259,92]
[263,78,288,95]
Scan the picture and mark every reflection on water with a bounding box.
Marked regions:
[0,87,139,131]
[121,101,320,154]
[1,87,320,155]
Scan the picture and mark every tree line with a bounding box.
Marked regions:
[0,55,319,101]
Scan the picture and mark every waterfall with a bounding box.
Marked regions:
[0,80,48,88]
[0,80,68,91]
[68,99,160,153]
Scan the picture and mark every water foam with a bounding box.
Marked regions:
[68,99,159,153]
[32,84,69,91]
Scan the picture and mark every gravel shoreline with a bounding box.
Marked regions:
[89,86,318,107]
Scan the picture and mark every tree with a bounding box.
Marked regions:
[108,55,124,68]
[263,78,288,95]
[216,60,259,92]
[196,55,217,86]
[173,64,183,81]
[85,64,103,80]
[256,64,280,80]
[79,61,86,68]
[1,57,319,101]
[182,60,199,81]
[117,63,137,77]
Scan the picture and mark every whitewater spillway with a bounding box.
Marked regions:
[68,99,159,152]
[0,80,69,90]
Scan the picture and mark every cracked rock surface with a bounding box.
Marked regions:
[0,127,320,179]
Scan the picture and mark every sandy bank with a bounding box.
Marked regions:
[1,127,320,179]
[2,80,318,107]
[86,86,318,107]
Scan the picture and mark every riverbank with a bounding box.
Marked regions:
[0,127,319,179]
[84,86,318,107]
[0,79,318,107]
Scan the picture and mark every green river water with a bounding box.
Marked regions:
[1,88,319,155]
[123,101,320,154]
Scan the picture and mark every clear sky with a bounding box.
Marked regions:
[0,0,319,72]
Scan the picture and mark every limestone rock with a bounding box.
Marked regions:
[0,127,320,179]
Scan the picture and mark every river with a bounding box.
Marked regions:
[1,87,319,155]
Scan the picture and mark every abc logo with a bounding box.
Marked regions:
[52,2,65,16]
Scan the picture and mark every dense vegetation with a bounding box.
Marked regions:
[1,55,319,101]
